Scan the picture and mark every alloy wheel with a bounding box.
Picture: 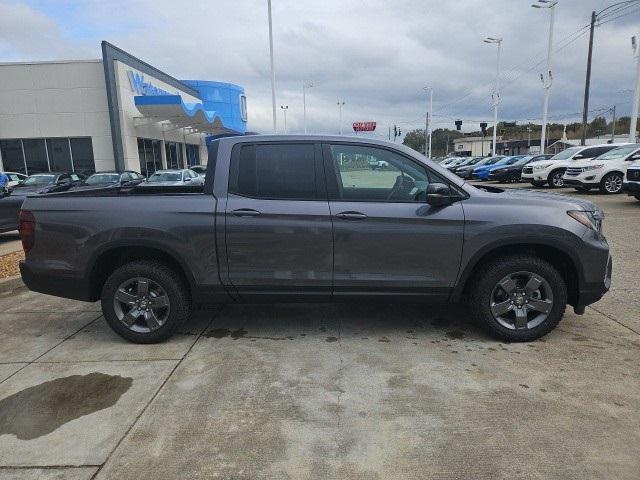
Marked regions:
[113,277,170,333]
[489,271,554,330]
[603,174,623,193]
[551,171,564,187]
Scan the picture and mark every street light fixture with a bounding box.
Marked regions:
[303,81,313,134]
[280,105,289,134]
[531,0,557,154]
[484,37,503,156]
[337,101,345,135]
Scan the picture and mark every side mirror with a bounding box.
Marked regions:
[573,154,584,160]
[426,183,455,206]
[629,153,640,161]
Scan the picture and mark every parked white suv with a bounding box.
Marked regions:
[623,156,640,201]
[562,144,640,194]
[521,144,621,188]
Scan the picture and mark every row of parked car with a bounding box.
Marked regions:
[439,142,640,200]
[0,167,207,233]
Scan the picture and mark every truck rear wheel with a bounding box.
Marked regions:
[101,260,191,343]
[469,255,567,342]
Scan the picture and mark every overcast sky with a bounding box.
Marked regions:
[1,0,638,137]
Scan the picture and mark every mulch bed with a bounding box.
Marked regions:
[0,250,25,279]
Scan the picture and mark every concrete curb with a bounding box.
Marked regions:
[0,275,24,294]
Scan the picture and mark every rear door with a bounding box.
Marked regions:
[223,142,333,300]
[323,142,465,300]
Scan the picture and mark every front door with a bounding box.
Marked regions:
[224,142,333,300]
[323,143,465,300]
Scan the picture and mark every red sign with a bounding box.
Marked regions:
[352,121,376,132]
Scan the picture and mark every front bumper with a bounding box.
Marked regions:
[623,181,640,194]
[573,231,612,314]
[562,177,599,188]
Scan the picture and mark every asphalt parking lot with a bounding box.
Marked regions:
[0,183,639,480]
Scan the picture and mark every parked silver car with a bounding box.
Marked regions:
[143,169,204,186]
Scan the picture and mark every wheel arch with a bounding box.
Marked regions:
[452,241,581,307]
[87,241,194,302]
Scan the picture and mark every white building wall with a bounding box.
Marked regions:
[0,60,114,171]
[113,61,207,172]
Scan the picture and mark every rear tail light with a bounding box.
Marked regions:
[18,210,35,254]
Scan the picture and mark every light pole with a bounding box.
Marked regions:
[630,35,640,142]
[302,81,313,134]
[484,37,503,156]
[532,0,557,154]
[424,86,433,158]
[337,101,345,135]
[280,105,288,133]
[267,0,277,133]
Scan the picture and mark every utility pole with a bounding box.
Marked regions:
[485,37,503,156]
[425,112,429,155]
[581,10,596,146]
[267,0,277,133]
[533,0,557,154]
[280,105,288,133]
[424,86,433,158]
[302,81,313,134]
[337,101,345,135]
[527,123,532,148]
[611,105,616,142]
[631,35,640,143]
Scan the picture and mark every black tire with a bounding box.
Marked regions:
[469,255,567,342]
[530,180,545,188]
[101,260,191,343]
[547,169,565,188]
[635,195,640,202]
[599,172,624,194]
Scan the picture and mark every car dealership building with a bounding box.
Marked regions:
[0,41,247,176]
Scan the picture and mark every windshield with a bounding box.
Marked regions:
[514,156,533,165]
[148,172,182,182]
[22,175,55,186]
[596,145,639,161]
[86,173,120,185]
[550,146,582,161]
[504,156,524,165]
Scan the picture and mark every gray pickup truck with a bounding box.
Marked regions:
[19,135,612,343]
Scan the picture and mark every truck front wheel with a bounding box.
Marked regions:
[469,255,567,342]
[101,260,191,343]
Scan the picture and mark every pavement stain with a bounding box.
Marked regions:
[445,329,465,339]
[325,336,338,343]
[0,372,132,440]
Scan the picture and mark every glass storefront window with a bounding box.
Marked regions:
[70,138,95,174]
[0,140,26,174]
[138,138,163,176]
[165,142,184,169]
[46,138,73,172]
[186,144,200,166]
[1,137,94,175]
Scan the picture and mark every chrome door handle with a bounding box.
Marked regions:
[231,208,261,217]
[336,211,368,220]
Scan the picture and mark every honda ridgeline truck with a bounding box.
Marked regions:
[19,136,612,343]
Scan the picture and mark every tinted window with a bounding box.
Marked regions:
[70,138,95,173]
[580,146,617,159]
[23,139,49,174]
[328,144,436,202]
[0,140,25,174]
[229,143,317,200]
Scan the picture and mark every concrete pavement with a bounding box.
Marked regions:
[0,184,638,479]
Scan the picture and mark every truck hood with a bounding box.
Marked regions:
[471,184,601,212]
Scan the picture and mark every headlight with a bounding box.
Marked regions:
[533,163,552,170]
[567,210,603,234]
[583,164,604,171]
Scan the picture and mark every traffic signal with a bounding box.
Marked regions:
[480,122,487,134]
[455,120,462,131]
